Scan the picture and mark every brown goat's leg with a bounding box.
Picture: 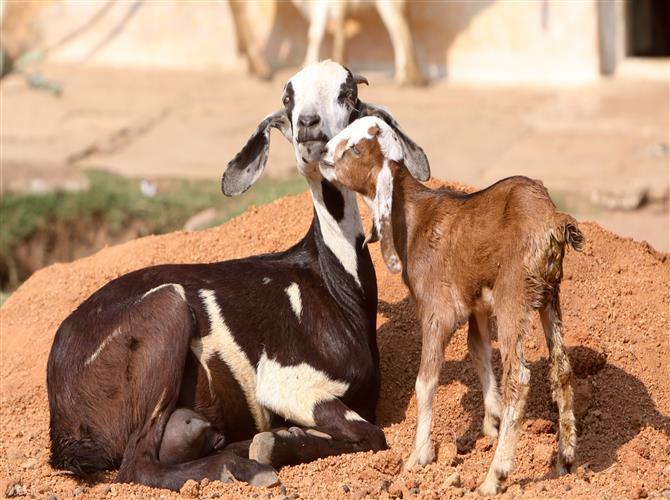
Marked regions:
[468,311,501,437]
[249,399,387,467]
[540,293,576,475]
[478,308,531,496]
[403,313,454,470]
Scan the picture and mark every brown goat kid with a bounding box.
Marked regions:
[319,116,584,495]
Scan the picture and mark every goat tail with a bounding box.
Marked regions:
[559,213,585,252]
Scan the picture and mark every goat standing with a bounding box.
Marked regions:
[320,116,584,495]
[47,62,430,490]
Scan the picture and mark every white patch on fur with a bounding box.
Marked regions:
[306,429,332,439]
[84,327,122,366]
[311,179,364,287]
[142,283,186,301]
[151,389,167,421]
[289,60,351,142]
[262,277,272,285]
[256,352,349,427]
[285,282,303,320]
[408,377,438,466]
[190,289,270,431]
[323,116,403,165]
[344,410,366,422]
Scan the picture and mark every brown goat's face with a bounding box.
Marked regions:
[320,117,404,273]
[321,133,384,199]
[320,116,402,199]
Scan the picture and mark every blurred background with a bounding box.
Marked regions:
[1,0,668,300]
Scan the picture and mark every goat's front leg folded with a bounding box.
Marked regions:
[403,310,457,470]
[249,399,387,467]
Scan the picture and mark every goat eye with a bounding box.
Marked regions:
[351,145,360,156]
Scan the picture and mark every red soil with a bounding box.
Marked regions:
[2,185,669,499]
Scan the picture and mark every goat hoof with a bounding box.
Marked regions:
[476,479,503,496]
[249,432,275,465]
[556,456,575,475]
[402,446,434,471]
[248,468,280,488]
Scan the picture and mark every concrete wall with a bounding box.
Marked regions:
[8,0,604,83]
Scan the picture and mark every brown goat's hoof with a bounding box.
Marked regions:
[249,432,275,465]
[476,480,504,496]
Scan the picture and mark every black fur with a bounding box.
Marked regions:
[321,180,345,222]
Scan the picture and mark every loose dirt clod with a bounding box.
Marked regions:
[1,186,669,499]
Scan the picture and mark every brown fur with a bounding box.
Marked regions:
[325,131,584,495]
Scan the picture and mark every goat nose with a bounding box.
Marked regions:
[298,114,320,128]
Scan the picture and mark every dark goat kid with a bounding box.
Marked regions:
[320,116,584,496]
[47,61,430,490]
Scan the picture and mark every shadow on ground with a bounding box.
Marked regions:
[375,297,670,474]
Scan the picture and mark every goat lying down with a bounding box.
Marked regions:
[320,116,584,495]
[47,61,431,491]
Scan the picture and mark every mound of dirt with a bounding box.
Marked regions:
[1,185,669,499]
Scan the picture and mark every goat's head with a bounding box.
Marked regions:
[320,116,405,274]
[223,60,430,196]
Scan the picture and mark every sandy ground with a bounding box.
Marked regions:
[1,63,668,251]
[1,186,669,499]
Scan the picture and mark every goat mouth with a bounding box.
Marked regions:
[296,132,329,144]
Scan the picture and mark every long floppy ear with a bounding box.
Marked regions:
[222,110,292,196]
[373,162,401,273]
[358,102,430,181]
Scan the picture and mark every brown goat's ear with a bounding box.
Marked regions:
[373,162,401,273]
[358,102,430,181]
[354,74,369,86]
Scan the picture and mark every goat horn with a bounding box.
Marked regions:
[354,74,369,86]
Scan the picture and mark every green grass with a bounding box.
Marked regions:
[0,169,307,289]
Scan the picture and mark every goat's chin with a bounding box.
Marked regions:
[297,142,326,164]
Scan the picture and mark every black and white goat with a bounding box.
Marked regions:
[47,60,430,490]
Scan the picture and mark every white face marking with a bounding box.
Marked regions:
[262,277,272,285]
[285,282,303,320]
[142,283,186,301]
[256,352,349,427]
[84,327,123,366]
[344,410,366,422]
[287,60,354,176]
[322,116,403,168]
[310,179,364,287]
[190,289,270,431]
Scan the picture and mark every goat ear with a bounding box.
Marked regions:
[373,162,401,273]
[222,110,292,196]
[358,102,430,181]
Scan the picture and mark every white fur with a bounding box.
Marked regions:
[142,283,186,301]
[191,289,270,431]
[288,60,353,176]
[256,352,349,427]
[84,327,122,366]
[311,179,364,287]
[285,282,303,320]
[262,277,272,285]
[344,410,366,422]
[407,377,438,467]
[323,116,403,165]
